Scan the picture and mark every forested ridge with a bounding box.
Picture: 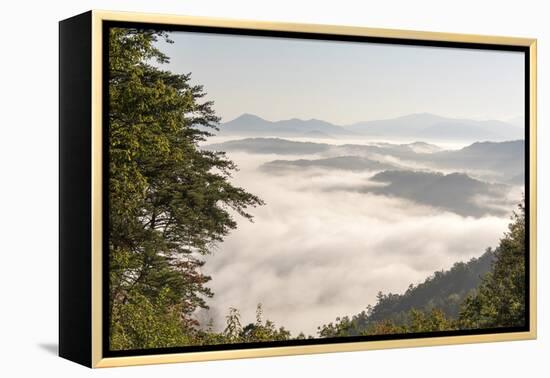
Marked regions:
[108,27,527,350]
[317,250,495,337]
[319,201,526,337]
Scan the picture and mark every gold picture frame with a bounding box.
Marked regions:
[59,10,537,368]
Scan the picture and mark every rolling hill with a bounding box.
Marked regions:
[367,170,511,217]
[424,140,525,183]
[262,156,397,173]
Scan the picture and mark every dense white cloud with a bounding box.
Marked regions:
[197,150,514,336]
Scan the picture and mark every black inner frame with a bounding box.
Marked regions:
[102,20,531,358]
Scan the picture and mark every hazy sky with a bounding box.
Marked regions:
[155,31,525,125]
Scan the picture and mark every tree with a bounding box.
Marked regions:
[108,27,264,349]
[362,319,406,336]
[459,201,526,329]
[407,308,456,332]
[223,307,243,342]
[110,288,193,350]
[220,304,292,343]
[317,315,357,338]
[240,304,292,342]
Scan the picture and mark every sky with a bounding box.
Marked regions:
[155,31,525,125]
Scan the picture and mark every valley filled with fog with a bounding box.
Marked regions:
[195,114,525,336]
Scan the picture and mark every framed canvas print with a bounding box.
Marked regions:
[59,10,537,368]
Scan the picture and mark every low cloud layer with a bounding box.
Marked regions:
[197,150,514,336]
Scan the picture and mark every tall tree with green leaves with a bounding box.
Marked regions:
[108,27,264,350]
[459,201,526,329]
[240,304,292,342]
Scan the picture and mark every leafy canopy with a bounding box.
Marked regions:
[108,27,263,350]
[459,201,526,329]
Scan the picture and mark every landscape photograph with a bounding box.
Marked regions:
[107,27,527,351]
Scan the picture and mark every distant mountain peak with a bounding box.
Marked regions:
[219,113,356,136]
[230,113,267,122]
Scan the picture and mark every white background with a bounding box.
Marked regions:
[0,0,547,376]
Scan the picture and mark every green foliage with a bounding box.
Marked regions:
[369,251,495,323]
[317,250,494,337]
[459,201,526,329]
[318,307,457,338]
[364,319,408,336]
[223,307,243,342]
[110,288,193,350]
[317,315,359,338]
[239,304,292,342]
[220,304,292,343]
[363,308,456,335]
[406,308,457,333]
[318,200,525,337]
[108,27,264,350]
[190,304,294,345]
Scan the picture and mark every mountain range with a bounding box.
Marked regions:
[206,137,524,184]
[262,156,397,173]
[217,113,524,141]
[219,113,356,137]
[206,138,523,217]
[346,113,523,141]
